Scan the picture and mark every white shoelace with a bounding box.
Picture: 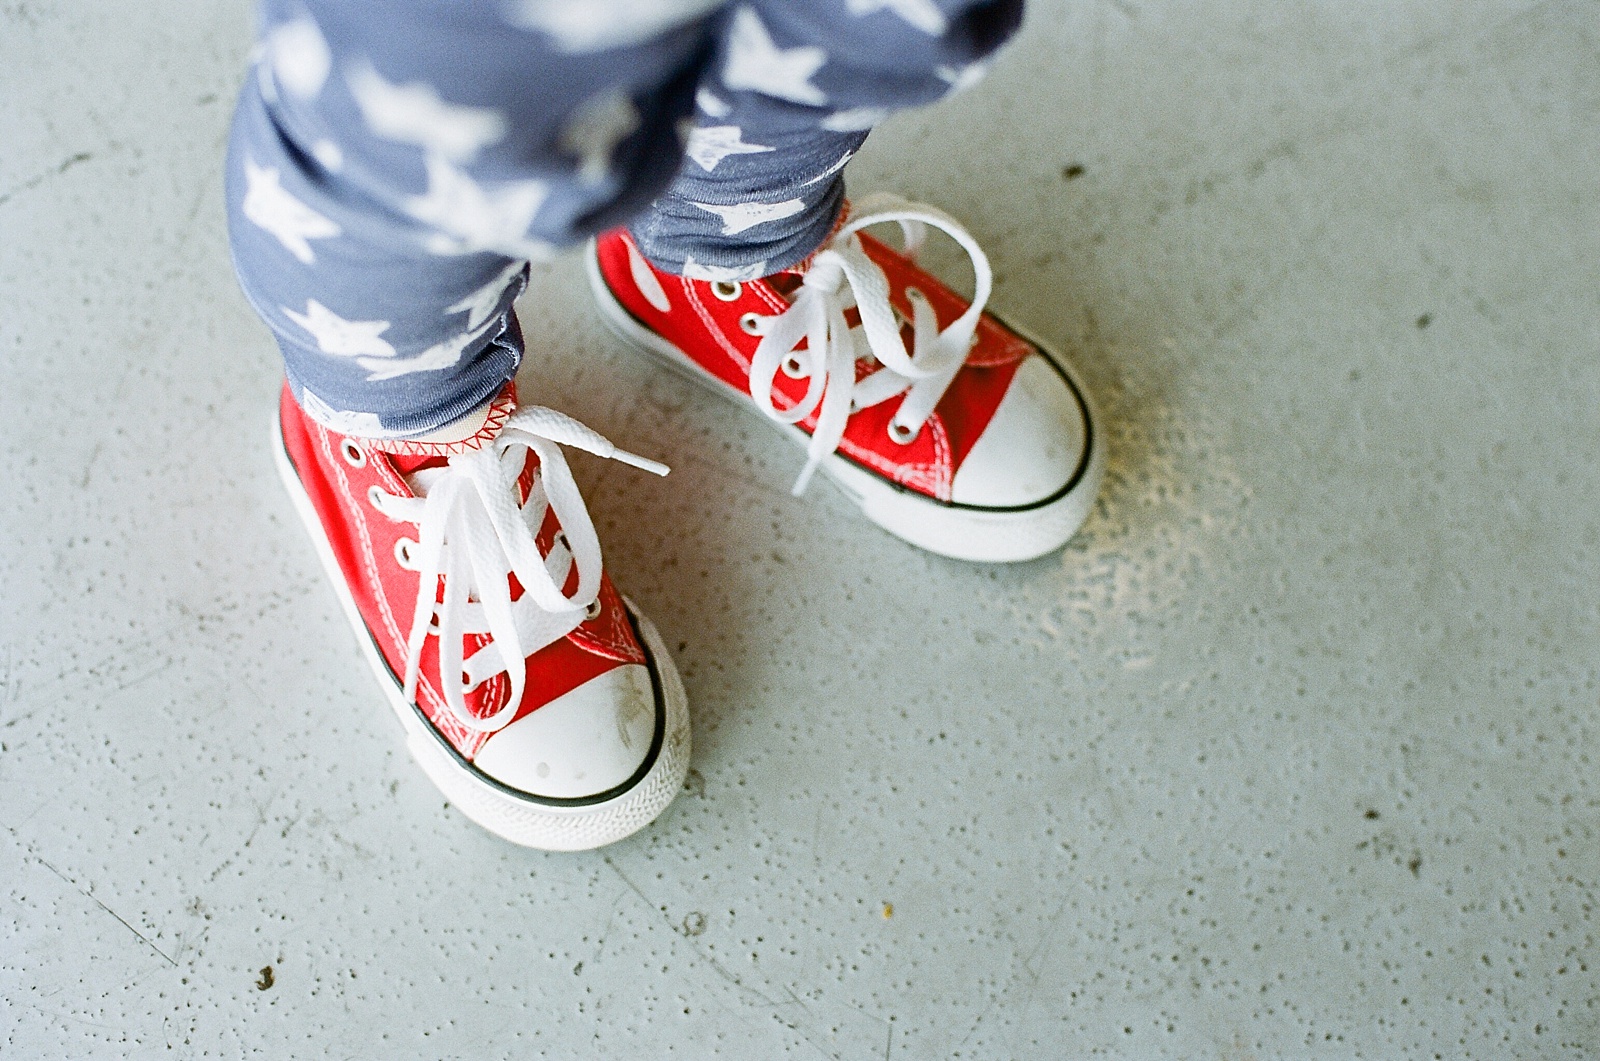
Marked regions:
[746,193,994,495]
[367,406,668,733]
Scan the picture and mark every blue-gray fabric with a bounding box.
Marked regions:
[227,0,1024,438]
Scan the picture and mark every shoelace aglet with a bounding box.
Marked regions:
[791,460,820,497]
[614,449,670,477]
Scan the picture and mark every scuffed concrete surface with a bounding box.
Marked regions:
[2,0,1596,1056]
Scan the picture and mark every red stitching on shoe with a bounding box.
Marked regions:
[925,417,954,501]
[318,421,463,749]
[683,275,750,371]
[751,280,789,315]
[364,442,474,740]
[358,386,517,457]
[833,431,943,495]
[612,228,957,501]
[317,425,406,673]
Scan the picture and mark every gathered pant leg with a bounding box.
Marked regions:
[227,0,1023,438]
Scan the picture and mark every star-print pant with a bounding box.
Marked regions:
[227,0,1024,438]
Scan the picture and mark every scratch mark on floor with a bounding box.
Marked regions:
[78,440,105,489]
[18,999,121,1032]
[602,855,784,1008]
[955,894,1072,1056]
[0,151,94,208]
[0,643,19,705]
[589,889,625,965]
[601,852,848,1061]
[29,847,177,967]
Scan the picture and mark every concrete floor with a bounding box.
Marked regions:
[3,1,1597,1057]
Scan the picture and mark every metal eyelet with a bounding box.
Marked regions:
[887,421,919,445]
[711,280,742,302]
[584,598,602,621]
[367,484,390,510]
[781,355,808,379]
[554,531,571,554]
[739,312,765,335]
[394,537,419,570]
[341,439,367,467]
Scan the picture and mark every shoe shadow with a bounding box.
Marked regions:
[514,233,1234,816]
[972,245,1250,668]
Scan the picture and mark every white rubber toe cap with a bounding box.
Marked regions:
[471,664,657,800]
[949,354,1089,508]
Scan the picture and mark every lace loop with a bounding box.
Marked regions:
[381,406,667,733]
[746,194,993,496]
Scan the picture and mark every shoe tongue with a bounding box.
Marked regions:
[767,271,804,297]
[391,453,450,497]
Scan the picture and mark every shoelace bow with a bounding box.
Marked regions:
[368,406,667,733]
[746,193,994,495]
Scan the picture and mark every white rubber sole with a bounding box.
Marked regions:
[585,244,1106,563]
[272,415,690,852]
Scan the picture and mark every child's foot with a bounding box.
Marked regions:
[273,383,690,851]
[588,194,1104,563]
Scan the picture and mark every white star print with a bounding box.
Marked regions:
[937,59,993,95]
[503,0,723,53]
[242,160,341,265]
[283,300,397,359]
[348,64,508,163]
[267,17,331,99]
[299,389,386,437]
[424,229,555,261]
[685,125,774,172]
[311,140,344,172]
[801,149,855,187]
[722,8,827,106]
[846,0,947,35]
[360,317,499,382]
[690,197,805,236]
[681,254,770,283]
[695,88,731,118]
[819,106,887,132]
[560,90,641,183]
[626,240,671,312]
[406,155,550,258]
[446,261,526,330]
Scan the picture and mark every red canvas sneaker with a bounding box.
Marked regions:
[272,381,690,851]
[587,194,1104,563]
